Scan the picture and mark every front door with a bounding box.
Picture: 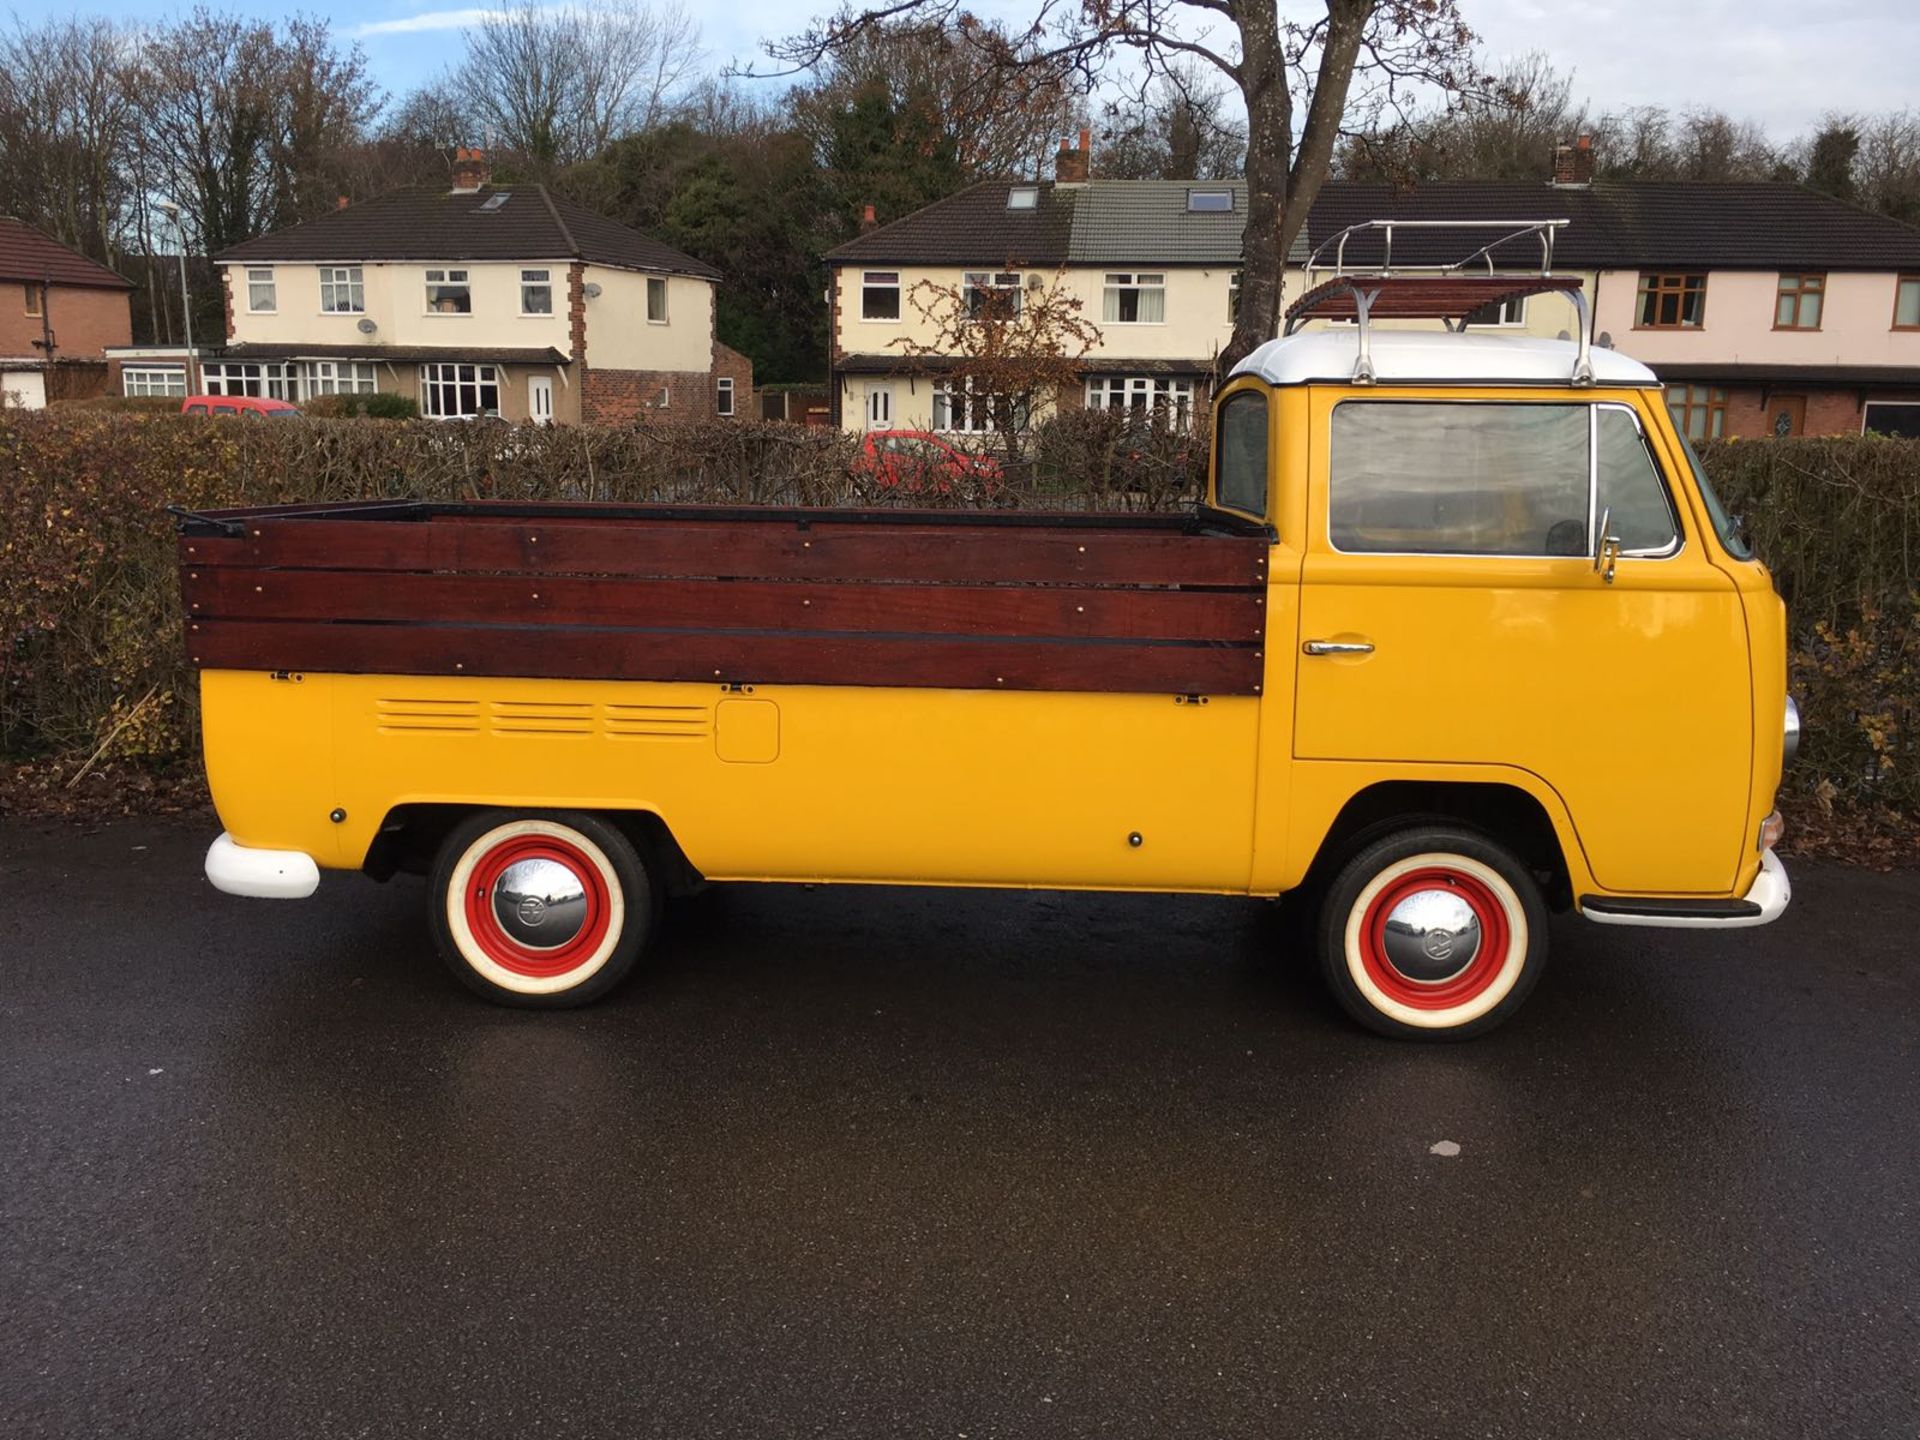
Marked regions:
[1767,393,1806,437]
[528,374,555,425]
[866,384,893,430]
[1293,391,1752,895]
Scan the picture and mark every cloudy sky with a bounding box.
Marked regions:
[88,0,1920,143]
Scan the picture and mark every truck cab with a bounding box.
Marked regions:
[184,228,1793,1038]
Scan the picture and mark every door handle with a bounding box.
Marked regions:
[1302,639,1374,656]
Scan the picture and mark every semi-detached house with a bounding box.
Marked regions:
[828,135,1920,439]
[210,151,751,424]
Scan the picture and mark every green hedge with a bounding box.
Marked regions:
[0,410,1912,854]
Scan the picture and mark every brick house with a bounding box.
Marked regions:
[208,151,749,423]
[0,216,133,407]
[829,135,1920,439]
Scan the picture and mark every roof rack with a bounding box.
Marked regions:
[1286,219,1594,386]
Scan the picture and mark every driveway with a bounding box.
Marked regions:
[1,820,1914,1438]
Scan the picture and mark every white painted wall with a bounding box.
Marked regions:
[582,266,714,372]
[224,261,574,354]
[1591,268,1920,368]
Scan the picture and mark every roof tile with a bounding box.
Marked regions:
[0,218,133,289]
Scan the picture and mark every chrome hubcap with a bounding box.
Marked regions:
[1381,887,1482,983]
[490,857,589,949]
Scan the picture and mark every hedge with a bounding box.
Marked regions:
[0,410,1912,857]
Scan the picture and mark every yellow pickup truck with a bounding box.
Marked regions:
[180,262,1795,1039]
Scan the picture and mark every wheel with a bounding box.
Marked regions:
[428,811,653,1007]
[1318,825,1546,1040]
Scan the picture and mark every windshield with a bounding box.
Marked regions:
[1674,431,1752,560]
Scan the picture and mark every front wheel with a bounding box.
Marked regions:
[1318,825,1546,1040]
[429,811,653,1007]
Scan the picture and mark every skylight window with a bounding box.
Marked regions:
[1007,186,1039,210]
[479,193,510,212]
[1187,189,1233,213]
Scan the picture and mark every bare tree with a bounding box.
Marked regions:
[454,2,704,179]
[766,0,1482,367]
[1096,60,1247,180]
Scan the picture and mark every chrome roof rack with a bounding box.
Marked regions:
[1287,219,1594,386]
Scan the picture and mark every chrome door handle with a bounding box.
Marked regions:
[1302,640,1374,656]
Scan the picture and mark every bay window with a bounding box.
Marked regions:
[204,362,297,399]
[1085,375,1195,429]
[306,361,377,396]
[419,363,500,418]
[932,378,1026,435]
[122,367,187,398]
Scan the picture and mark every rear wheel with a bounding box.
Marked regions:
[1318,825,1545,1040]
[429,811,652,1007]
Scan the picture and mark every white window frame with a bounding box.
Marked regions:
[245,267,276,314]
[122,366,187,398]
[1187,189,1233,212]
[418,362,501,419]
[716,376,735,416]
[1486,295,1527,327]
[319,266,364,314]
[1102,272,1166,325]
[1228,271,1241,325]
[860,271,901,322]
[203,361,298,400]
[1863,400,1920,436]
[424,268,471,315]
[646,277,669,324]
[1085,374,1196,429]
[520,268,553,316]
[963,271,1022,319]
[304,360,377,397]
[932,378,1026,435]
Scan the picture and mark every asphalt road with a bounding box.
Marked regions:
[1,819,1915,1439]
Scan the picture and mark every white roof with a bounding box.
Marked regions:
[1231,330,1659,387]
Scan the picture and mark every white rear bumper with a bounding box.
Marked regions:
[1581,848,1791,929]
[205,832,320,899]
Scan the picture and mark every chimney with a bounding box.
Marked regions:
[1055,127,1092,186]
[859,203,877,232]
[450,147,490,194]
[1551,133,1594,188]
[335,195,350,211]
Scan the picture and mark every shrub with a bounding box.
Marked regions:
[49,395,179,415]
[302,391,419,420]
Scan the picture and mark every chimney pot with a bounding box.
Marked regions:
[1055,130,1091,186]
[859,203,877,232]
[450,148,490,194]
[335,195,350,211]
[1551,135,1595,188]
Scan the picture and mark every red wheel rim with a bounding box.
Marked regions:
[462,833,614,979]
[1356,865,1511,1011]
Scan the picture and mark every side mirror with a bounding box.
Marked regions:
[1594,505,1621,584]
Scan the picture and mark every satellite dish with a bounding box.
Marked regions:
[1025,273,1044,290]
[582,282,603,299]
[356,317,377,334]
[1597,330,1614,349]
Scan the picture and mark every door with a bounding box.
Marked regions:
[1293,392,1752,895]
[866,384,893,430]
[1767,393,1805,437]
[528,375,555,425]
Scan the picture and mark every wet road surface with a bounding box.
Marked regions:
[2,820,1916,1438]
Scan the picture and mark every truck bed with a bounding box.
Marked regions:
[177,501,1272,696]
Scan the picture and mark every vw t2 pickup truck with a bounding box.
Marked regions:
[180,247,1795,1039]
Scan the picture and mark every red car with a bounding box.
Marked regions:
[854,430,1002,491]
[181,395,301,418]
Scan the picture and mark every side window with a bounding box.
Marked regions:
[1214,390,1268,518]
[1595,406,1680,553]
[1331,403,1589,555]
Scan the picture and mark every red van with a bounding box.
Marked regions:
[180,396,301,418]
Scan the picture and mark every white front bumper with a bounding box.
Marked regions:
[205,832,321,899]
[1582,848,1791,929]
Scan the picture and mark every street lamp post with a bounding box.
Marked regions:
[156,201,194,390]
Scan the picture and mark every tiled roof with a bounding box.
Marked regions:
[0,217,133,289]
[828,178,1920,272]
[217,186,721,280]
[214,342,569,365]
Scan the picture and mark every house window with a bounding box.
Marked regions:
[319,266,364,314]
[963,271,1021,319]
[1085,375,1195,429]
[716,376,735,416]
[861,271,900,321]
[1667,384,1728,441]
[419,362,500,418]
[122,366,186,397]
[646,277,668,323]
[520,269,552,315]
[1775,273,1824,330]
[1007,187,1038,210]
[425,268,471,314]
[1468,295,1528,326]
[1228,271,1241,324]
[1636,272,1706,329]
[1187,189,1233,212]
[23,282,41,317]
[246,267,276,313]
[305,361,377,396]
[653,385,670,409]
[1894,275,1920,330]
[1863,401,1920,438]
[1103,272,1166,324]
[932,378,1026,435]
[203,362,297,399]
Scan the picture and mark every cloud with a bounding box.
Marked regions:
[354,8,498,37]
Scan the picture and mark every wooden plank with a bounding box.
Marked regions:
[187,620,1264,696]
[179,516,1268,588]
[182,568,1267,644]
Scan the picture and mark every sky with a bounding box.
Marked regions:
[64,0,1920,144]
